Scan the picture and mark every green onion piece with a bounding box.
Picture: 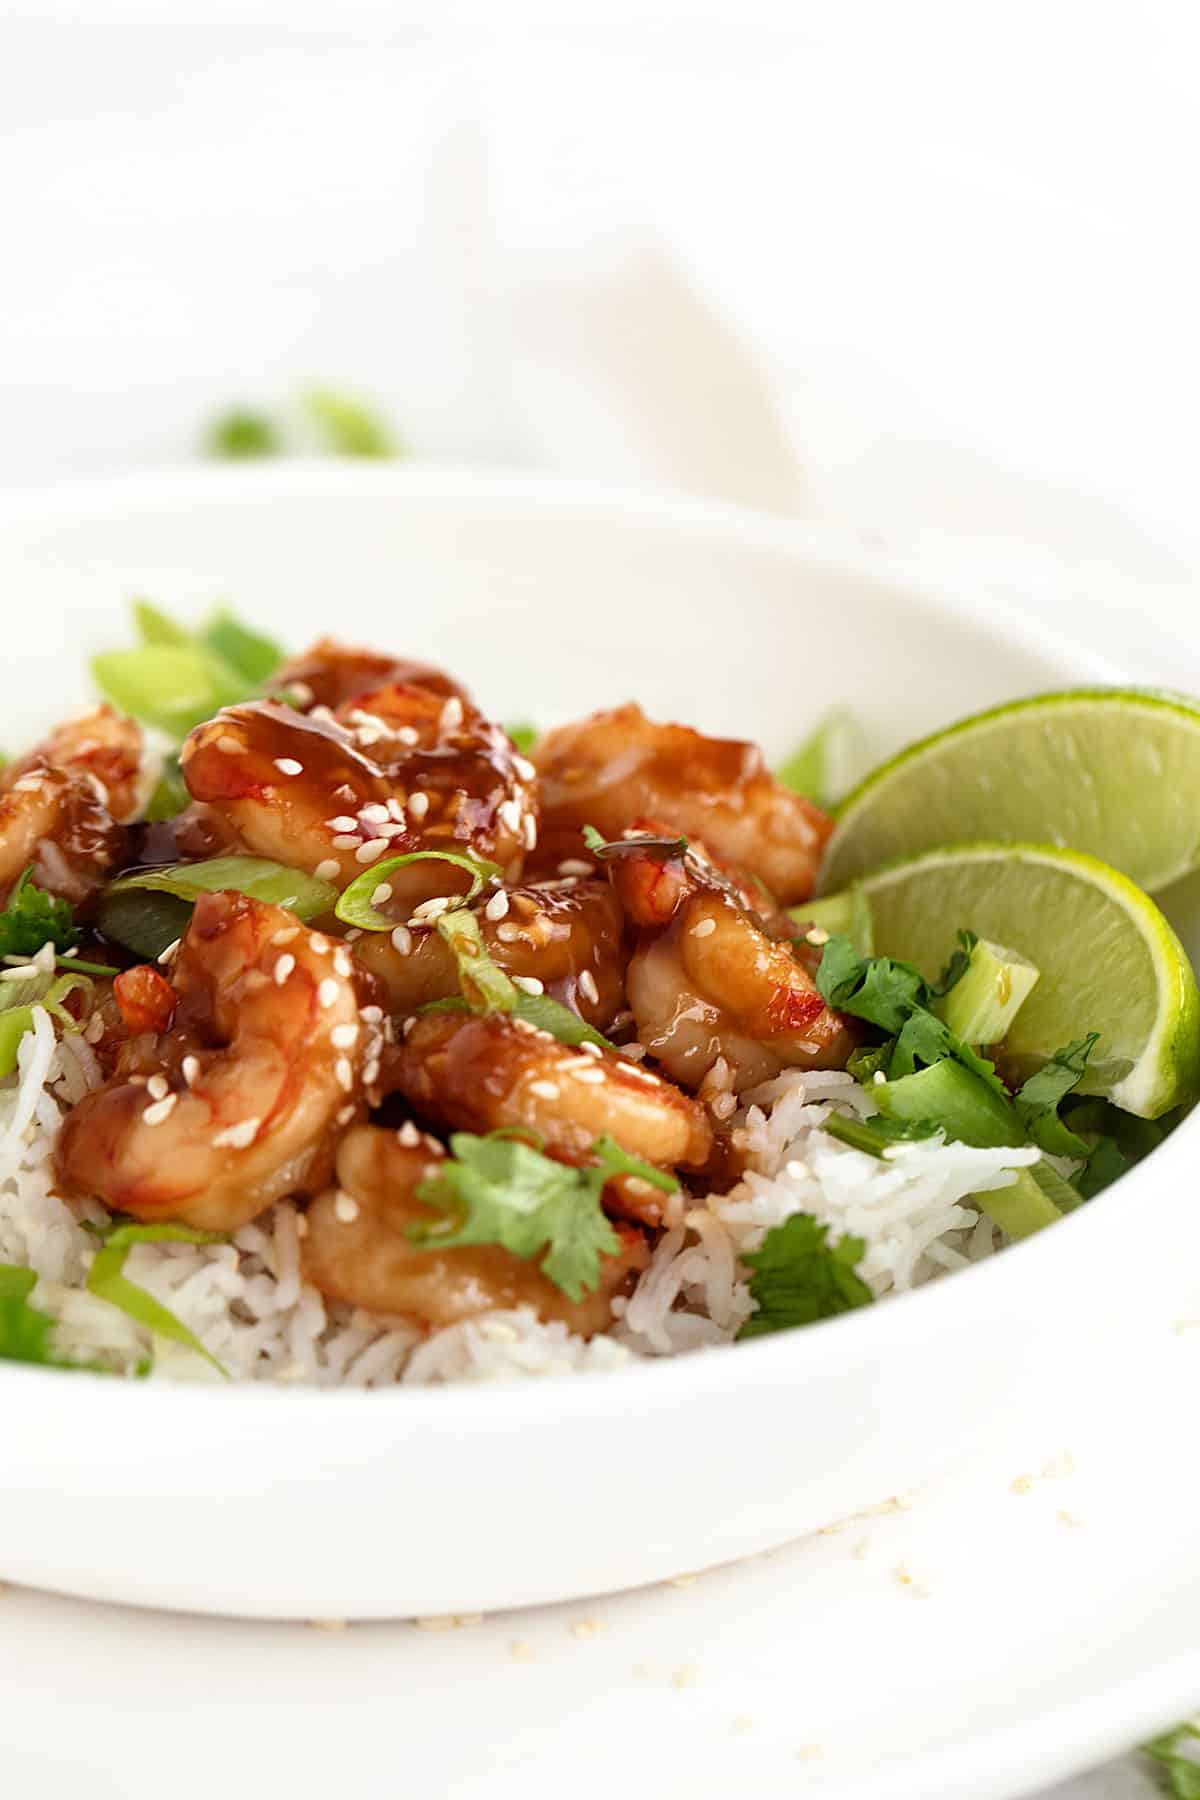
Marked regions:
[95,888,191,961]
[101,1222,231,1250]
[335,850,502,931]
[91,646,231,738]
[302,387,397,458]
[581,824,688,860]
[873,1059,1025,1149]
[111,854,336,915]
[775,708,862,809]
[86,1239,228,1377]
[144,756,190,823]
[436,909,517,1014]
[134,599,192,647]
[506,722,539,754]
[935,937,1040,1045]
[974,1166,1065,1240]
[821,1112,939,1157]
[592,1134,679,1195]
[0,973,94,1076]
[505,992,615,1051]
[0,1008,35,1077]
[0,1264,37,1301]
[202,608,284,686]
[206,410,283,459]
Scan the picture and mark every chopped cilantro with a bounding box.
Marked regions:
[1013,1034,1100,1158]
[411,1130,642,1300]
[0,868,81,961]
[737,1214,874,1339]
[821,1112,940,1157]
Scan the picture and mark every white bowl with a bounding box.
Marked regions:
[1,463,1193,1621]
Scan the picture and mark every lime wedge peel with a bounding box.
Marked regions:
[820,689,1200,898]
[847,841,1200,1120]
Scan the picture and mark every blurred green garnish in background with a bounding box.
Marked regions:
[205,387,401,461]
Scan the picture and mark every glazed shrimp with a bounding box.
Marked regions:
[55,893,377,1230]
[302,1125,647,1335]
[534,703,831,903]
[392,1010,712,1174]
[181,684,537,911]
[353,878,627,1028]
[610,839,856,1090]
[274,637,468,712]
[0,706,144,903]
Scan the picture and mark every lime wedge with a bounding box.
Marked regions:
[849,842,1200,1118]
[820,690,1200,897]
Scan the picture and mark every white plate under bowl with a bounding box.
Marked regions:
[1,463,1195,1625]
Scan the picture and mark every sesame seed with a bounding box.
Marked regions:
[288,681,314,706]
[331,834,360,850]
[344,928,362,941]
[522,814,538,850]
[213,1117,260,1149]
[480,891,509,926]
[410,896,450,924]
[579,1040,603,1059]
[273,757,303,776]
[314,858,340,882]
[336,1058,354,1092]
[157,938,181,964]
[83,1014,105,1044]
[318,978,340,1008]
[557,859,594,877]
[398,1122,421,1147]
[512,975,544,996]
[331,1022,358,1049]
[440,696,464,730]
[369,883,392,907]
[386,797,406,822]
[578,969,599,1005]
[142,1094,177,1126]
[182,1055,200,1087]
[310,705,337,724]
[528,1079,560,1099]
[495,921,522,943]
[408,791,429,822]
[513,754,536,781]
[327,815,358,832]
[360,803,389,823]
[390,925,413,955]
[336,1104,356,1126]
[360,1005,383,1024]
[333,949,353,977]
[146,1074,169,1101]
[497,798,521,834]
[572,1067,605,1084]
[805,927,830,947]
[271,926,299,945]
[216,735,244,754]
[334,1193,360,1224]
[401,1015,417,1036]
[355,839,388,864]
[396,726,419,747]
[267,954,293,987]
[690,917,717,939]
[295,1213,310,1239]
[363,1058,381,1085]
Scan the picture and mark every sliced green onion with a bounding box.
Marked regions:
[206,410,283,459]
[91,646,234,738]
[593,1134,679,1194]
[335,850,501,931]
[506,722,538,753]
[302,387,397,458]
[0,1264,36,1301]
[96,888,191,961]
[86,1237,228,1377]
[506,992,615,1051]
[972,1166,1065,1241]
[581,824,688,861]
[202,608,283,686]
[134,599,192,647]
[111,854,336,915]
[0,973,95,1076]
[873,1059,1024,1149]
[436,909,517,1014]
[144,756,190,822]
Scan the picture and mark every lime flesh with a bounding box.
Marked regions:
[853,842,1200,1118]
[820,689,1200,897]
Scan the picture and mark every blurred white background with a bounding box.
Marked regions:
[0,5,1195,1792]
[3,0,1199,683]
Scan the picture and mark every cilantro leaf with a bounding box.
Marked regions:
[1014,1034,1099,1157]
[821,1112,941,1157]
[932,929,978,997]
[1143,1720,1200,1799]
[1070,1135,1129,1199]
[737,1214,874,1339]
[0,868,81,960]
[580,823,689,861]
[411,1130,650,1301]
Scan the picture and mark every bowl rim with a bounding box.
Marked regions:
[1,457,1177,1420]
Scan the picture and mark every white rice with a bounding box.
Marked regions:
[0,1012,1039,1387]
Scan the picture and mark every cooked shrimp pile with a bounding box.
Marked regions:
[1,638,852,1352]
